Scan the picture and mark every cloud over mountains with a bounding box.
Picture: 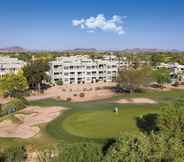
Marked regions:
[72,14,126,35]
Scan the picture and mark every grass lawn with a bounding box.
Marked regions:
[62,106,158,139]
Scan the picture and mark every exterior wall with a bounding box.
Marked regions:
[49,55,129,84]
[0,56,26,77]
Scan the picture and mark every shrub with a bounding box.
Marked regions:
[16,96,29,105]
[172,81,179,87]
[66,97,72,102]
[57,96,61,100]
[56,142,102,162]
[79,93,85,97]
[2,91,9,98]
[56,80,63,86]
[95,87,101,90]
[3,145,27,162]
[1,98,26,116]
[134,88,144,93]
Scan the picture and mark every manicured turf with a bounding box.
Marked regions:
[45,100,160,142]
[62,107,158,139]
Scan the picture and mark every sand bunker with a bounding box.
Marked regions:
[0,106,66,139]
[116,98,157,104]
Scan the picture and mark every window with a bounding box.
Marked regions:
[64,66,69,70]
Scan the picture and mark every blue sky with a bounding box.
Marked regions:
[0,0,184,50]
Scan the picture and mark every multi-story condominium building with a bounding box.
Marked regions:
[49,55,129,84]
[0,56,26,77]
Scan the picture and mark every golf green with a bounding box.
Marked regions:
[62,108,154,138]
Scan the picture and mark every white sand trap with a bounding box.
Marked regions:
[0,106,67,139]
[116,98,157,104]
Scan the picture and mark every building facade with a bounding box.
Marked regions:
[0,56,26,77]
[49,55,129,84]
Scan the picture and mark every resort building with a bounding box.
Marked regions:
[0,56,26,77]
[49,55,129,84]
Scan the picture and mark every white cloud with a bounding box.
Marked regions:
[72,14,126,35]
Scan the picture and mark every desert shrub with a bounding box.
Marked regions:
[0,145,27,162]
[10,90,31,98]
[66,97,72,102]
[172,81,179,87]
[56,142,102,162]
[1,98,26,116]
[181,82,184,85]
[134,88,145,93]
[79,93,85,97]
[16,96,29,105]
[2,91,9,98]
[103,86,110,89]
[95,87,101,90]
[56,96,61,100]
[56,80,63,86]
[5,145,27,162]
[73,93,77,97]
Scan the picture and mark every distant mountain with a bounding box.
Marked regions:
[64,48,98,52]
[74,48,97,51]
[121,48,181,53]
[0,46,26,52]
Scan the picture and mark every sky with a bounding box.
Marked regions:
[0,0,184,50]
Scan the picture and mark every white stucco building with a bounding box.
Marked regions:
[0,56,26,77]
[49,55,129,84]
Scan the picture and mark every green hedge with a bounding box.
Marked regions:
[0,98,27,116]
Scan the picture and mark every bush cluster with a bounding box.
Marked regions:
[0,98,28,116]
[79,92,85,97]
[56,80,63,86]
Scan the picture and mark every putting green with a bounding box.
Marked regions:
[62,107,157,139]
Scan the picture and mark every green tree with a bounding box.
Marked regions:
[158,101,184,139]
[103,133,151,162]
[152,68,171,87]
[0,71,28,97]
[148,132,184,162]
[118,66,153,93]
[23,60,49,91]
[150,54,166,66]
